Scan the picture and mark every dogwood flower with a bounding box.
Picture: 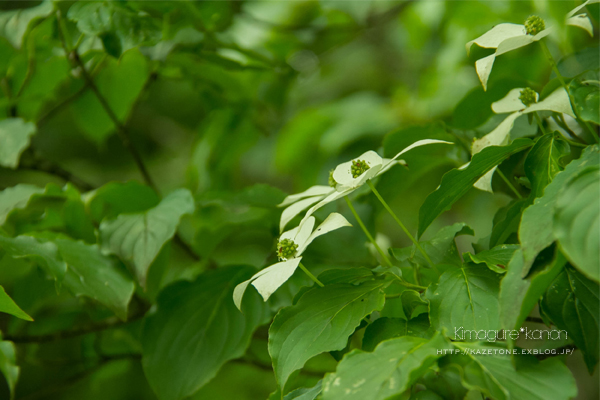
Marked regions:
[233,212,351,309]
[275,139,452,232]
[466,2,595,90]
[278,185,334,232]
[300,139,452,222]
[472,86,575,191]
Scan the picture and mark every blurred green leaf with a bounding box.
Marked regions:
[0,285,32,321]
[0,340,19,400]
[0,234,67,286]
[142,266,269,400]
[0,118,36,169]
[100,188,195,287]
[85,181,160,223]
[70,49,149,143]
[269,281,386,390]
[0,1,52,49]
[0,184,44,226]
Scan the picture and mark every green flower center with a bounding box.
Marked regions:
[328,170,337,188]
[351,159,370,178]
[524,15,545,35]
[519,87,537,107]
[277,238,298,260]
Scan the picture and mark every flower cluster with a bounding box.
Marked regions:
[234,139,452,309]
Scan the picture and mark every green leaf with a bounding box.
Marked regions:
[0,118,36,169]
[426,265,501,339]
[0,285,32,321]
[0,1,53,48]
[269,281,386,390]
[420,366,468,400]
[100,189,194,287]
[0,235,67,286]
[55,237,135,320]
[553,166,599,282]
[322,333,451,400]
[142,266,269,400]
[489,198,527,248]
[362,315,432,352]
[85,181,160,223]
[0,340,19,400]
[542,266,599,373]
[70,49,149,144]
[282,380,322,400]
[569,71,600,124]
[464,244,519,273]
[452,342,577,400]
[523,133,570,199]
[67,2,160,54]
[418,138,533,237]
[499,248,566,341]
[400,290,429,320]
[393,223,473,268]
[0,184,44,226]
[2,184,95,243]
[520,145,599,276]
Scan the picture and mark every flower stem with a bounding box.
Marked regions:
[366,180,439,274]
[496,169,523,199]
[533,112,547,135]
[539,41,598,143]
[298,262,324,287]
[344,196,394,268]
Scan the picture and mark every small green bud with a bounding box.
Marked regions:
[329,170,337,188]
[351,159,370,178]
[277,238,298,260]
[524,15,545,35]
[519,87,538,107]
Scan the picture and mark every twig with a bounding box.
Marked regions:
[4,308,147,344]
[56,12,158,193]
[54,12,199,261]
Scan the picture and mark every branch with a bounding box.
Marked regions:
[4,308,146,344]
[56,11,157,193]
[53,12,199,261]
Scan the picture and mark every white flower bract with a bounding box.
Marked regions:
[233,212,352,309]
[471,87,575,192]
[466,1,596,90]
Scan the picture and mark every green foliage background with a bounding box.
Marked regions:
[0,1,598,399]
